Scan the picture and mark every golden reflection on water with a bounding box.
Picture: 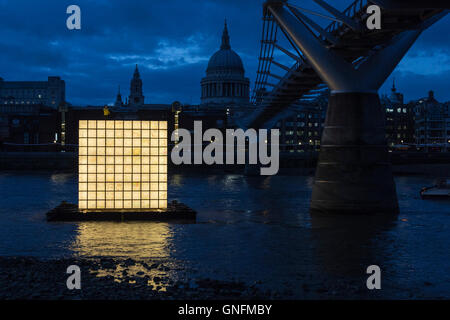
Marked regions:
[169,174,183,187]
[71,221,172,259]
[50,173,74,184]
[70,222,175,291]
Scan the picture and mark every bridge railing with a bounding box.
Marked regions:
[251,13,278,105]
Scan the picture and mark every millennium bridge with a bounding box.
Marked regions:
[245,0,448,214]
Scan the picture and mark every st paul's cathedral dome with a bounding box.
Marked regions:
[201,21,250,106]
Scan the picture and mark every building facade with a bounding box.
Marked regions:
[0,103,59,149]
[412,90,450,152]
[0,76,65,108]
[272,92,328,154]
[381,81,415,147]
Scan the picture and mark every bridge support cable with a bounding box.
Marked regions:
[274,40,303,63]
[287,5,339,46]
[312,0,362,31]
[275,23,305,60]
[271,60,295,72]
[283,3,342,23]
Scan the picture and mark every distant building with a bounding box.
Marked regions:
[412,90,449,152]
[381,80,415,147]
[173,21,255,136]
[110,65,147,108]
[0,76,65,108]
[114,86,124,107]
[275,106,325,154]
[272,92,328,154]
[387,79,404,105]
[200,21,250,107]
[129,65,144,106]
[0,103,59,147]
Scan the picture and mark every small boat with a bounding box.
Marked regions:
[420,178,450,199]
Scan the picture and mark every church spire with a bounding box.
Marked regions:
[221,19,231,50]
[133,64,140,78]
[114,85,123,107]
[391,77,396,92]
[129,64,144,106]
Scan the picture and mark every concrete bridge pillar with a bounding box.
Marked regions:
[310,92,398,214]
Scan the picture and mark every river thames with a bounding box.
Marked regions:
[0,172,448,299]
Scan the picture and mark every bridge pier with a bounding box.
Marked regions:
[310,92,398,214]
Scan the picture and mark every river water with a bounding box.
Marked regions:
[0,172,449,298]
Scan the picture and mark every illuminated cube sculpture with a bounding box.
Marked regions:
[78,120,167,211]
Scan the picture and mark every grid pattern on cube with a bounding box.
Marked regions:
[78,120,168,210]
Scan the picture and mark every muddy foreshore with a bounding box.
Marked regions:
[0,256,383,300]
[0,256,276,300]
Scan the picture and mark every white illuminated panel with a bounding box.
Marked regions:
[78,120,168,211]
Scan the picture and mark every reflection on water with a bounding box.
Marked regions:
[310,213,397,277]
[70,222,177,290]
[71,222,173,259]
[50,173,73,184]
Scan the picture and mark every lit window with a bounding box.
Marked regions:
[78,120,168,211]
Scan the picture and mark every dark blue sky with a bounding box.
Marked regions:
[0,0,448,106]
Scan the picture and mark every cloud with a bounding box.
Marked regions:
[0,0,448,106]
[397,50,450,75]
[108,34,210,70]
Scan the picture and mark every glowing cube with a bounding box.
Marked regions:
[78,120,168,211]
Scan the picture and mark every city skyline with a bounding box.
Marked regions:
[0,0,448,106]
